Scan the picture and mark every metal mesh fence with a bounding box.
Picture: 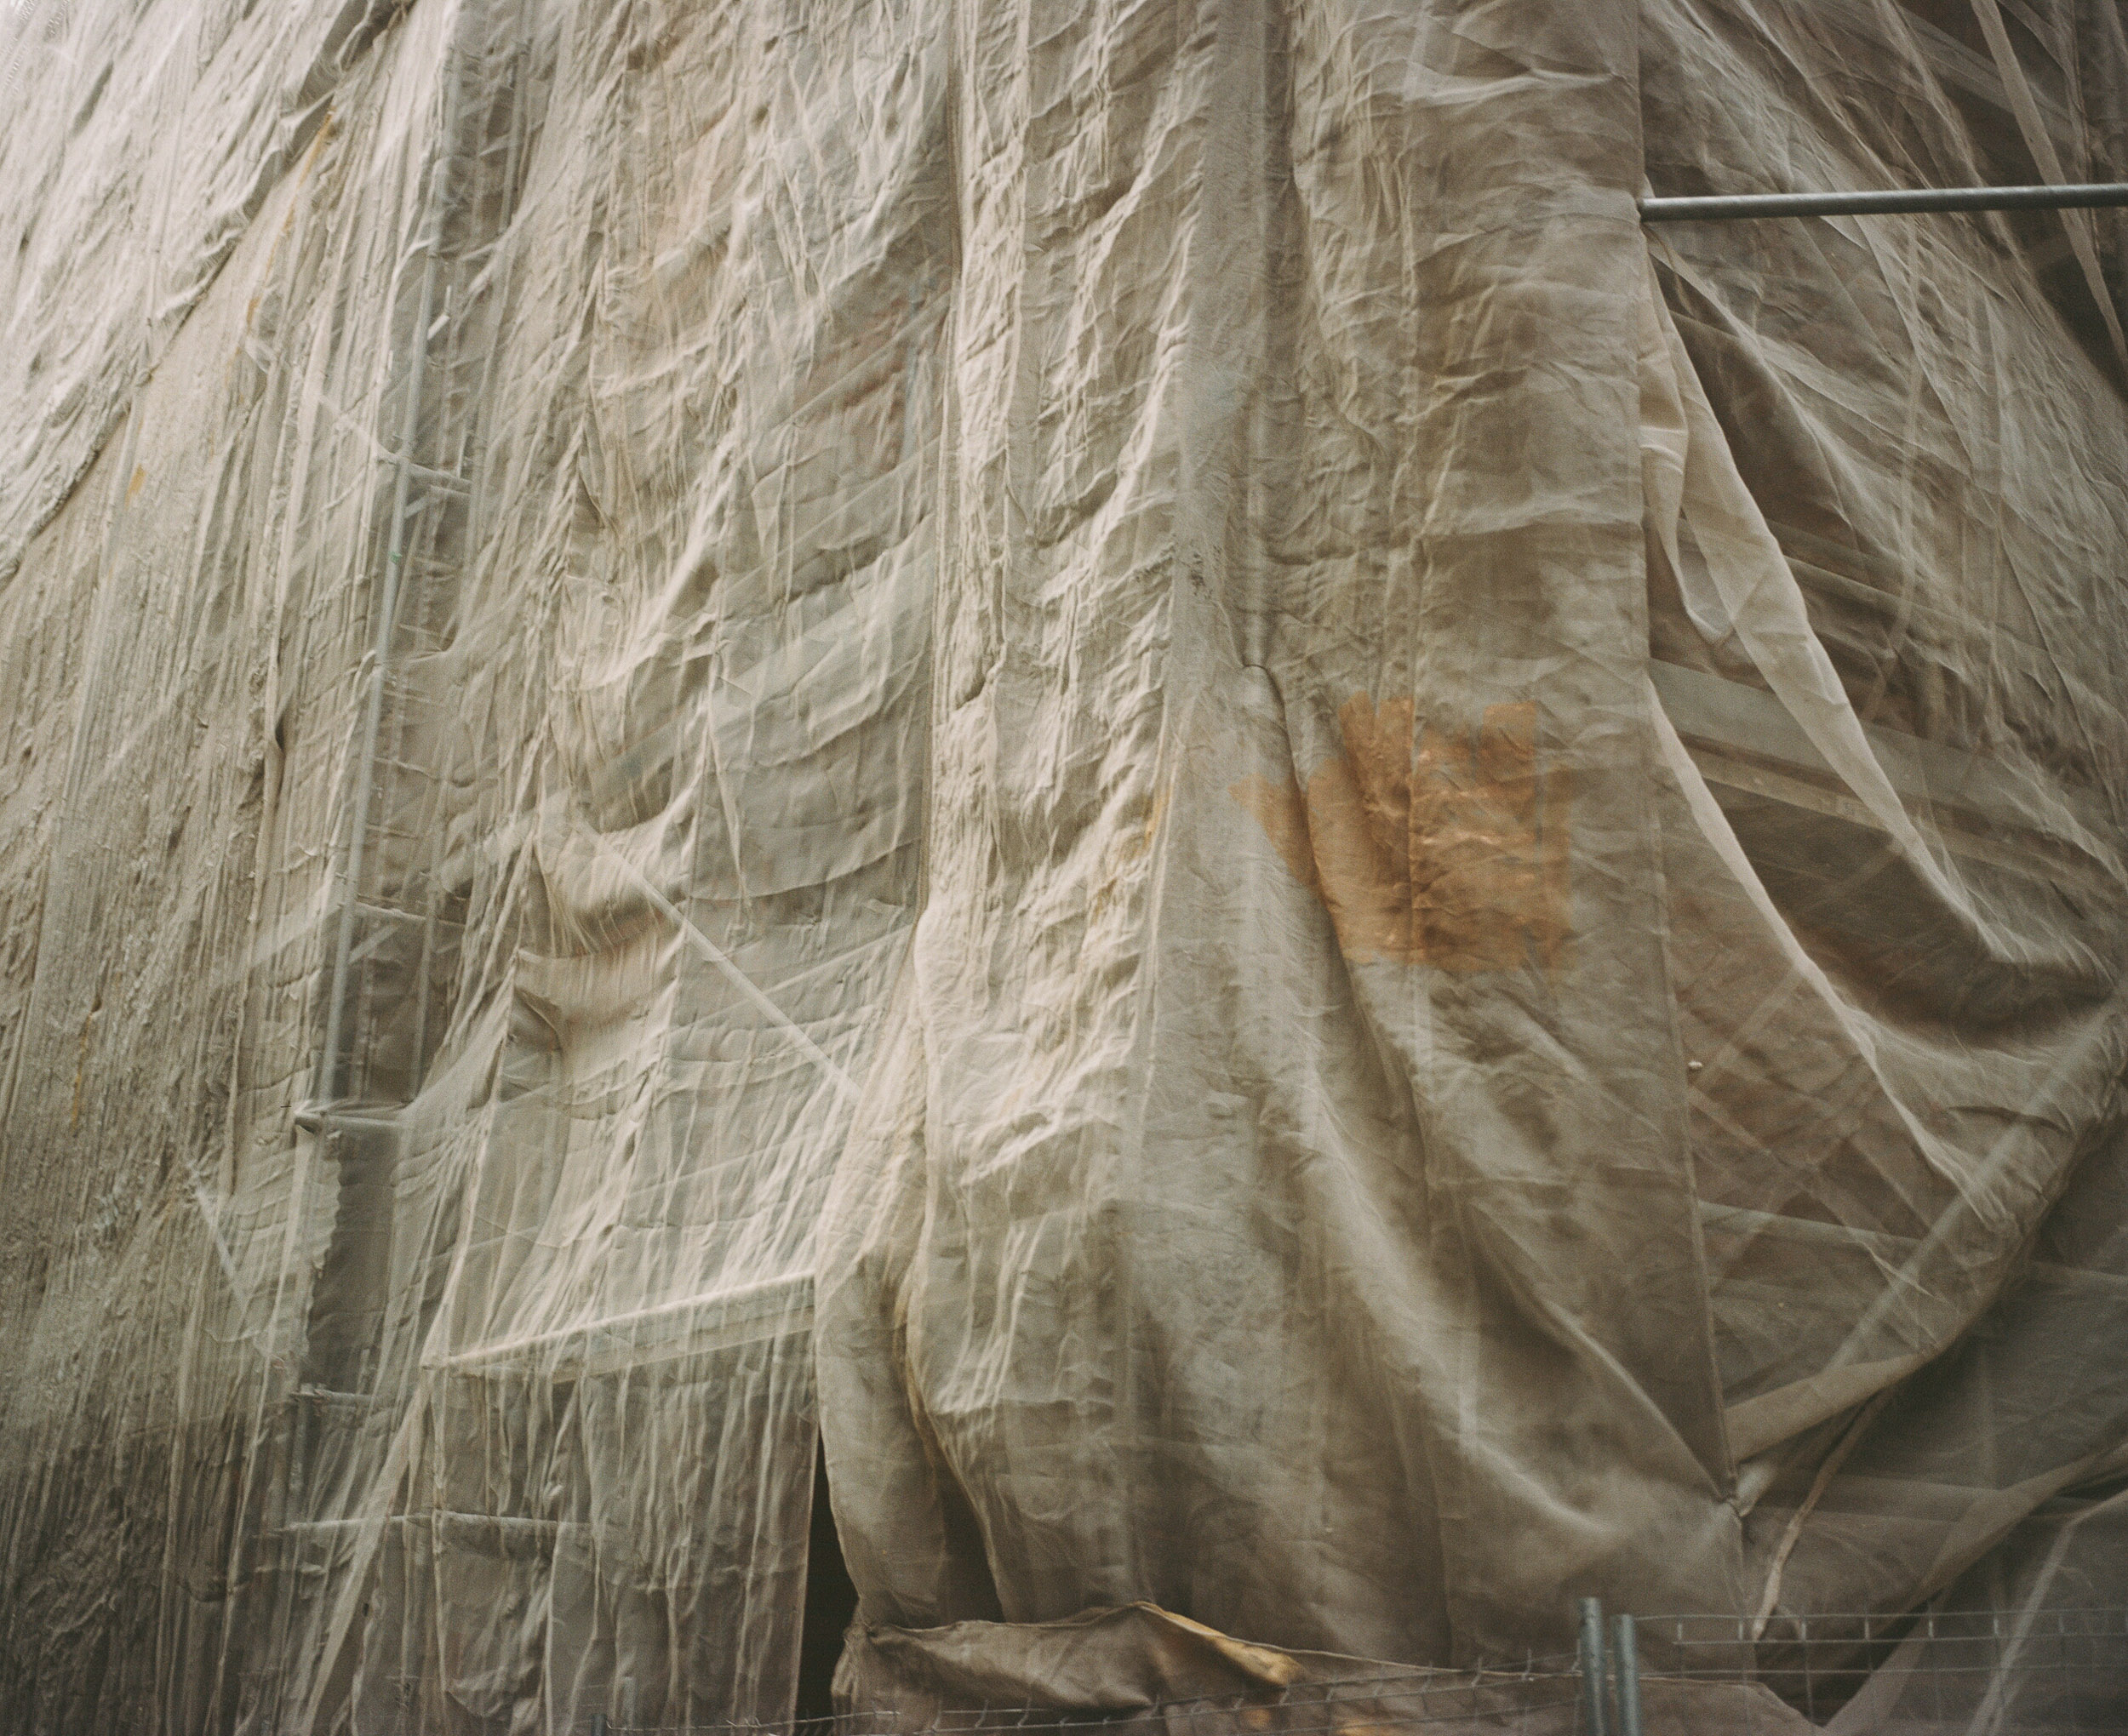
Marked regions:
[586,1662,1588,1736]
[1643,1606,2128,1731]
[575,1608,2128,1735]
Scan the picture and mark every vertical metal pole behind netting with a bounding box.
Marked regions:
[1578,1599,1610,1736]
[1611,1614,1643,1736]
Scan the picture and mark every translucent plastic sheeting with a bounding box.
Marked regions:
[0,0,2124,1732]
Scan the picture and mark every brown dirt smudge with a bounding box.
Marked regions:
[1233,694,1570,973]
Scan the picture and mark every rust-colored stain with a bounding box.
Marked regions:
[127,465,146,500]
[1233,694,1571,973]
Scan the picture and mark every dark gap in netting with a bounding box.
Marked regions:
[795,1441,861,1724]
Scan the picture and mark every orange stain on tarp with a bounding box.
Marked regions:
[1233,694,1571,973]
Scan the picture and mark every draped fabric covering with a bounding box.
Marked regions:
[1,0,2124,1728]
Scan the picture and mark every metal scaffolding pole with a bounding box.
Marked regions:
[1578,1598,1610,1736]
[1640,182,2128,221]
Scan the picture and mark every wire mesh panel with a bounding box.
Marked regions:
[570,1648,1868,1736]
[1644,1607,2128,1732]
[582,1665,1592,1736]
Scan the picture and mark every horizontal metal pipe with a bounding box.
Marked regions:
[1640,182,2128,221]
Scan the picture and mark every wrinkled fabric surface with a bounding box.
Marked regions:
[838,1602,1400,1715]
[1,0,2125,1731]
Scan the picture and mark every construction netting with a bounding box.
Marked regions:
[1,0,2125,1730]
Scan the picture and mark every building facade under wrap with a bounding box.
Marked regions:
[1,0,2125,1729]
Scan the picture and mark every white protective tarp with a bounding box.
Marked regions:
[1,0,2125,1730]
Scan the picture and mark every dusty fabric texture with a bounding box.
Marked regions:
[0,0,2125,1731]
